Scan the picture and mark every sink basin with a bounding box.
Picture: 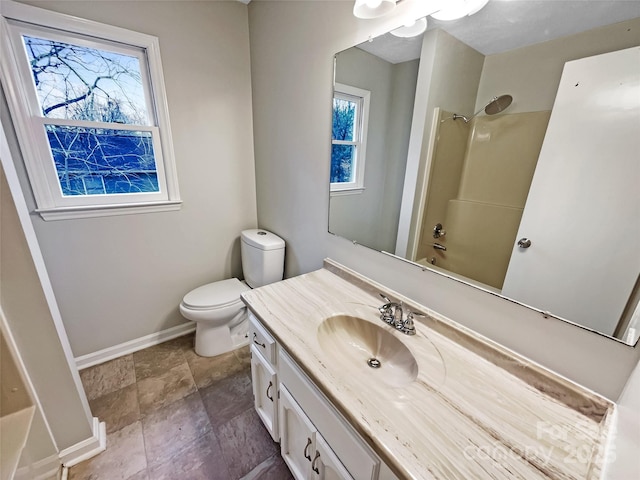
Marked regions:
[317,315,418,388]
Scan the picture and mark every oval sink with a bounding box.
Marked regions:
[317,315,418,388]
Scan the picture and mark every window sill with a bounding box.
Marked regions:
[330,187,365,197]
[35,200,182,221]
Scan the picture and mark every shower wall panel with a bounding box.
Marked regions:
[418,110,551,289]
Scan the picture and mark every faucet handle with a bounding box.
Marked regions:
[402,310,424,336]
[402,316,416,335]
[378,294,395,324]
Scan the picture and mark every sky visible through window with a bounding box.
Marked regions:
[22,34,159,196]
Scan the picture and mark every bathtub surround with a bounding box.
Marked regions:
[416,109,551,289]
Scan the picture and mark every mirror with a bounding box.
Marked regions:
[329,1,640,345]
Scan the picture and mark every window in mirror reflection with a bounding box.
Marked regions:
[330,83,369,194]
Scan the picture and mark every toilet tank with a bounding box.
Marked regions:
[241,229,285,288]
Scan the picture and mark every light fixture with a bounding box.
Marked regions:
[390,17,427,38]
[431,0,489,21]
[353,0,396,20]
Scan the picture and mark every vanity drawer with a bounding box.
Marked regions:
[248,312,276,365]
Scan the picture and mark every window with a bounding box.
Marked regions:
[0,1,180,219]
[331,83,370,195]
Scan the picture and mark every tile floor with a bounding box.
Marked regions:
[72,334,294,480]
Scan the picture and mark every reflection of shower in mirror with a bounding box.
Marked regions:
[442,94,514,123]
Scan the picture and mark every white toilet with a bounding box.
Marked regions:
[179,229,285,357]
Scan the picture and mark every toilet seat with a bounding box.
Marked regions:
[182,278,250,310]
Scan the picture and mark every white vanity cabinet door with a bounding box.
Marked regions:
[279,386,316,480]
[250,345,279,441]
[312,433,353,480]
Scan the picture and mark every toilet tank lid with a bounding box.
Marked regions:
[182,278,250,309]
[241,229,285,251]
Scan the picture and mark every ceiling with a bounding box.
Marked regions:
[355,0,640,63]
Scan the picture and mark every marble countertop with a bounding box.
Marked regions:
[241,260,614,480]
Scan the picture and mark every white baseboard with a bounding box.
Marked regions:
[59,417,106,468]
[75,323,195,370]
[14,453,61,480]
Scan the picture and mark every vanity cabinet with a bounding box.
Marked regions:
[279,386,352,480]
[248,312,397,480]
[249,314,279,442]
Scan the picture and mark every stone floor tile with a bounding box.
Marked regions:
[168,333,195,351]
[89,383,140,434]
[147,432,230,480]
[200,370,254,428]
[234,345,252,368]
[68,421,146,480]
[141,392,212,467]
[185,348,247,389]
[79,355,136,401]
[125,469,149,480]
[216,408,279,478]
[133,341,188,381]
[239,453,294,480]
[137,362,196,415]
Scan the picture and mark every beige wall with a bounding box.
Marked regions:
[248,0,640,401]
[4,0,258,357]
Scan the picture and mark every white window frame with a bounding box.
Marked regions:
[330,83,370,196]
[0,1,181,220]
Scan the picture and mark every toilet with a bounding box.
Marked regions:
[179,229,285,357]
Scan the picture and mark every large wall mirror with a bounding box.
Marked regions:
[329,1,640,346]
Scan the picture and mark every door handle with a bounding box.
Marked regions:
[517,238,532,248]
[266,381,273,402]
[304,438,312,461]
[311,451,321,474]
[253,332,266,348]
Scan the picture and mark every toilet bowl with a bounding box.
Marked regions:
[179,278,251,357]
[179,229,285,357]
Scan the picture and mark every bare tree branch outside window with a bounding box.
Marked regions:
[23,35,159,196]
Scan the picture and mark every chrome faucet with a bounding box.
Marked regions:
[378,294,401,326]
[378,294,422,335]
